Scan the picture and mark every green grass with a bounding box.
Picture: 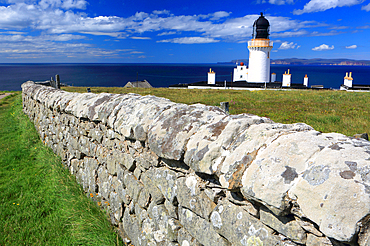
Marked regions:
[0,93,124,245]
[64,86,370,137]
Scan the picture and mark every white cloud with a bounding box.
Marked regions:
[278,41,300,49]
[81,31,126,38]
[346,44,357,49]
[152,10,171,15]
[268,0,294,5]
[293,0,364,15]
[207,11,231,20]
[257,0,294,4]
[0,2,333,60]
[44,34,86,41]
[0,3,319,42]
[130,37,151,40]
[312,44,335,51]
[272,30,309,37]
[157,37,219,44]
[157,31,177,36]
[362,3,370,11]
[39,0,87,10]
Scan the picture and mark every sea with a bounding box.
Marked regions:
[1,63,370,91]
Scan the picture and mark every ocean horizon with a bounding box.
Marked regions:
[1,63,370,91]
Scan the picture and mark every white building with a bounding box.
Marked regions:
[233,62,248,82]
[208,68,216,84]
[343,72,353,88]
[282,69,291,87]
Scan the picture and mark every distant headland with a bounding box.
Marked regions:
[219,58,370,66]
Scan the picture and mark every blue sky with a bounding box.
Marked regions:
[0,0,369,63]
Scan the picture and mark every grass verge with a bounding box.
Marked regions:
[63,87,370,137]
[0,93,124,245]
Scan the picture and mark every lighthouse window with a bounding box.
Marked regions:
[268,52,270,58]
[240,75,243,78]
[241,67,243,70]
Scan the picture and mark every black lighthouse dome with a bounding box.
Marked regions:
[252,13,270,39]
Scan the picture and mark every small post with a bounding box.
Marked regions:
[220,102,229,114]
[55,74,60,89]
[50,77,54,88]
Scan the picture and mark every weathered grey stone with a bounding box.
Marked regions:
[164,199,178,219]
[122,209,148,246]
[95,145,108,165]
[122,152,135,171]
[137,188,150,209]
[148,103,226,160]
[136,150,159,169]
[146,202,181,243]
[179,207,230,246]
[70,159,82,175]
[135,203,149,226]
[134,166,142,180]
[295,217,323,237]
[146,167,178,204]
[204,187,225,204]
[288,135,370,242]
[123,171,143,203]
[177,175,216,219]
[88,127,104,143]
[114,94,175,141]
[106,152,117,175]
[306,234,333,246]
[259,207,307,244]
[83,157,98,193]
[221,122,313,191]
[160,158,190,171]
[97,166,112,199]
[226,191,259,217]
[94,94,129,124]
[358,216,370,246]
[141,171,165,205]
[177,228,202,246]
[109,191,123,225]
[184,114,272,175]
[354,133,369,141]
[210,202,282,246]
[118,222,132,245]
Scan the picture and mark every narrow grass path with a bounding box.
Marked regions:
[0,93,124,245]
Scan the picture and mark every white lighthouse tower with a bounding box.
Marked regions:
[247,13,273,83]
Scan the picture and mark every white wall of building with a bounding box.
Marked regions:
[343,72,353,87]
[282,70,291,87]
[208,69,216,84]
[303,75,309,87]
[271,73,276,82]
[247,46,272,83]
[233,65,248,82]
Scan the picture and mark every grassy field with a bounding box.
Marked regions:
[0,93,124,245]
[64,86,370,137]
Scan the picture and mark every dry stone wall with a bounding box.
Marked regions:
[22,81,370,246]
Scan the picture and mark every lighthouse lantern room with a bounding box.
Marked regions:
[247,13,273,83]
